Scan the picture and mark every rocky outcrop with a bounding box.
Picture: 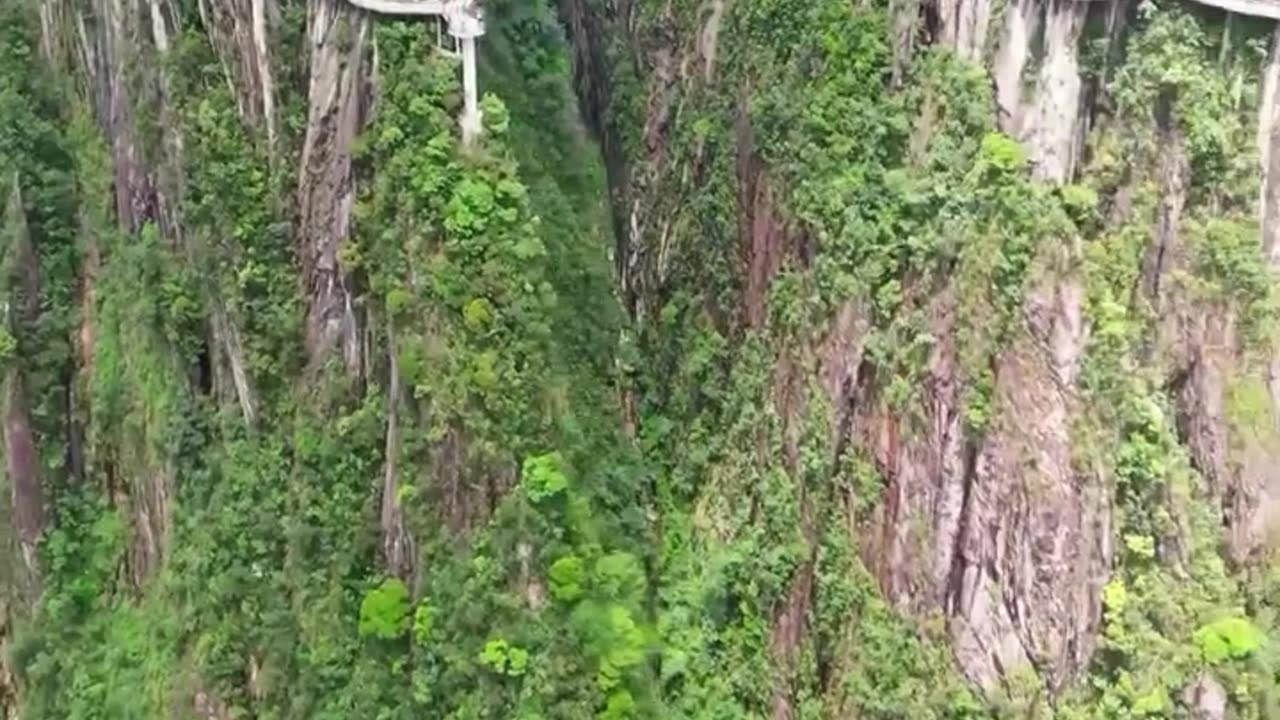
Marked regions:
[1183,673,1228,720]
[1127,32,1280,566]
[1257,26,1280,264]
[949,266,1106,692]
[935,0,992,59]
[992,0,1038,129]
[870,0,1106,692]
[92,0,185,586]
[1258,26,1280,559]
[297,0,373,378]
[992,0,1090,182]
[857,288,967,615]
[556,0,634,311]
[736,106,800,328]
[768,556,814,720]
[12,0,1280,714]
[1140,94,1189,306]
[849,260,1105,694]
[1021,0,1088,182]
[2,180,43,588]
[380,317,415,580]
[819,300,870,448]
[569,0,1120,700]
[98,0,164,234]
[198,0,277,146]
[1259,57,1280,533]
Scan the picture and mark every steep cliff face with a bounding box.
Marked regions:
[2,179,43,592]
[4,0,1280,718]
[297,0,370,378]
[563,0,1280,715]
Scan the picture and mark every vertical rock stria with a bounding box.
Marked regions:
[298,0,372,378]
[2,180,42,588]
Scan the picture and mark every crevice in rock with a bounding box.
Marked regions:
[944,438,980,617]
[556,0,635,309]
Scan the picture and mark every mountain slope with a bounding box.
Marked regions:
[1,0,1280,718]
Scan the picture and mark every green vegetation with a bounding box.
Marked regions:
[3,0,1280,718]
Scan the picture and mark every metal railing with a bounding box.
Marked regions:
[1197,0,1280,18]
[345,0,486,143]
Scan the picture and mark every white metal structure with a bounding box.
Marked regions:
[1200,0,1280,18]
[346,0,486,143]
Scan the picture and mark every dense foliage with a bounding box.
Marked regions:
[2,0,1280,718]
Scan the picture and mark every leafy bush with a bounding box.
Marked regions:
[977,132,1026,175]
[522,452,568,503]
[549,555,585,602]
[478,638,529,676]
[412,602,435,644]
[1196,618,1265,664]
[359,579,411,640]
[0,326,15,363]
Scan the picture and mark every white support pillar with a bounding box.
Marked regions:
[345,0,486,143]
[446,2,485,145]
[460,36,482,143]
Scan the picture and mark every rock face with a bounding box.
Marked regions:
[1257,26,1280,560]
[297,0,372,378]
[1258,27,1280,262]
[2,182,42,589]
[994,0,1089,182]
[936,0,992,59]
[11,0,1280,715]
[561,0,1280,705]
[832,0,1107,695]
[857,289,968,615]
[198,0,277,146]
[1021,1,1088,182]
[1184,673,1228,720]
[949,269,1106,691]
[850,263,1105,693]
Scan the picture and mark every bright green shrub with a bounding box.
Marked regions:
[359,579,411,640]
[1196,618,1265,665]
